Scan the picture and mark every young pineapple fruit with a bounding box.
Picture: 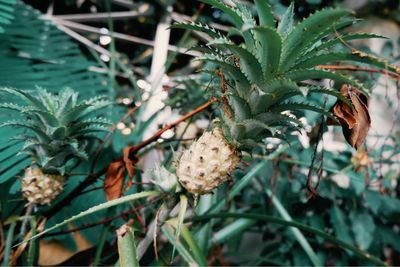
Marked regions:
[177,128,240,194]
[0,87,111,205]
[174,0,397,194]
[21,167,64,205]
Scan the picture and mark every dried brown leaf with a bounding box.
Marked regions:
[328,85,371,149]
[104,160,125,201]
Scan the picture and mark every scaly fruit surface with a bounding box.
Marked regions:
[177,128,240,194]
[21,167,64,205]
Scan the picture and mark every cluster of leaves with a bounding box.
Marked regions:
[0,0,399,266]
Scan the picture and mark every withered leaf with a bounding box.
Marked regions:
[123,147,136,179]
[123,147,138,191]
[104,160,125,201]
[328,85,371,149]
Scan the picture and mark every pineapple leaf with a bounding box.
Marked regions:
[70,124,110,137]
[306,86,352,107]
[254,0,275,27]
[299,33,387,61]
[209,39,264,86]
[0,87,46,110]
[21,108,59,127]
[229,95,252,122]
[277,1,294,38]
[56,88,80,117]
[249,90,273,115]
[0,120,51,143]
[260,78,302,106]
[270,102,338,123]
[36,88,57,113]
[62,99,110,124]
[200,0,244,28]
[68,118,112,135]
[0,102,26,112]
[171,22,222,38]
[51,126,67,140]
[255,112,303,128]
[230,123,246,141]
[280,8,352,71]
[197,54,251,97]
[294,51,399,73]
[241,119,274,138]
[200,0,255,50]
[251,26,282,80]
[285,69,365,93]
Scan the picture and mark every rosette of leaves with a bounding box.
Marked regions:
[171,0,399,194]
[0,87,112,204]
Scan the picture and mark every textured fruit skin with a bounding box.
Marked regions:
[21,167,64,205]
[176,128,240,194]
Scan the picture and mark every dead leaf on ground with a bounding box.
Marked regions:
[327,85,371,149]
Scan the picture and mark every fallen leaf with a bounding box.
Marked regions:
[328,85,371,149]
[104,160,125,201]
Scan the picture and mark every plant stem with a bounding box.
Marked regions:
[136,203,173,260]
[266,189,322,267]
[317,65,400,81]
[1,222,16,267]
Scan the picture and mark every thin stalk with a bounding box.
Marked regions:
[266,189,322,267]
[1,222,16,267]
[92,208,115,266]
[26,218,38,266]
[211,218,256,245]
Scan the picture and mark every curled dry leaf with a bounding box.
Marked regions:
[104,148,139,201]
[104,160,125,201]
[123,147,138,190]
[327,85,371,150]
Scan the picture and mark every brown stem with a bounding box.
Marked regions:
[129,96,217,156]
[317,65,400,81]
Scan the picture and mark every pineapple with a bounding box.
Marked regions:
[177,128,240,194]
[173,0,398,194]
[21,167,64,205]
[0,87,111,205]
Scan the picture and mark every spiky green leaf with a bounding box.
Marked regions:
[251,26,282,80]
[254,0,275,27]
[280,8,352,71]
[209,38,264,86]
[277,2,294,38]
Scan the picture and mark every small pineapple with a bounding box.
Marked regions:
[173,0,397,194]
[177,128,240,194]
[0,87,111,205]
[22,167,64,205]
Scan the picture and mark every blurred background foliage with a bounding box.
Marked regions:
[0,0,399,266]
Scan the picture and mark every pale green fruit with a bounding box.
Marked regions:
[21,167,65,205]
[176,128,240,194]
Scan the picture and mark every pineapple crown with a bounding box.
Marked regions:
[173,0,397,148]
[0,87,112,175]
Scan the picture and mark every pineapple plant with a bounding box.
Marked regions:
[0,87,112,205]
[173,0,399,195]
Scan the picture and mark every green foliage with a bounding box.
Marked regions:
[0,2,110,183]
[173,0,393,148]
[0,88,112,175]
[0,0,15,33]
[0,0,399,266]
